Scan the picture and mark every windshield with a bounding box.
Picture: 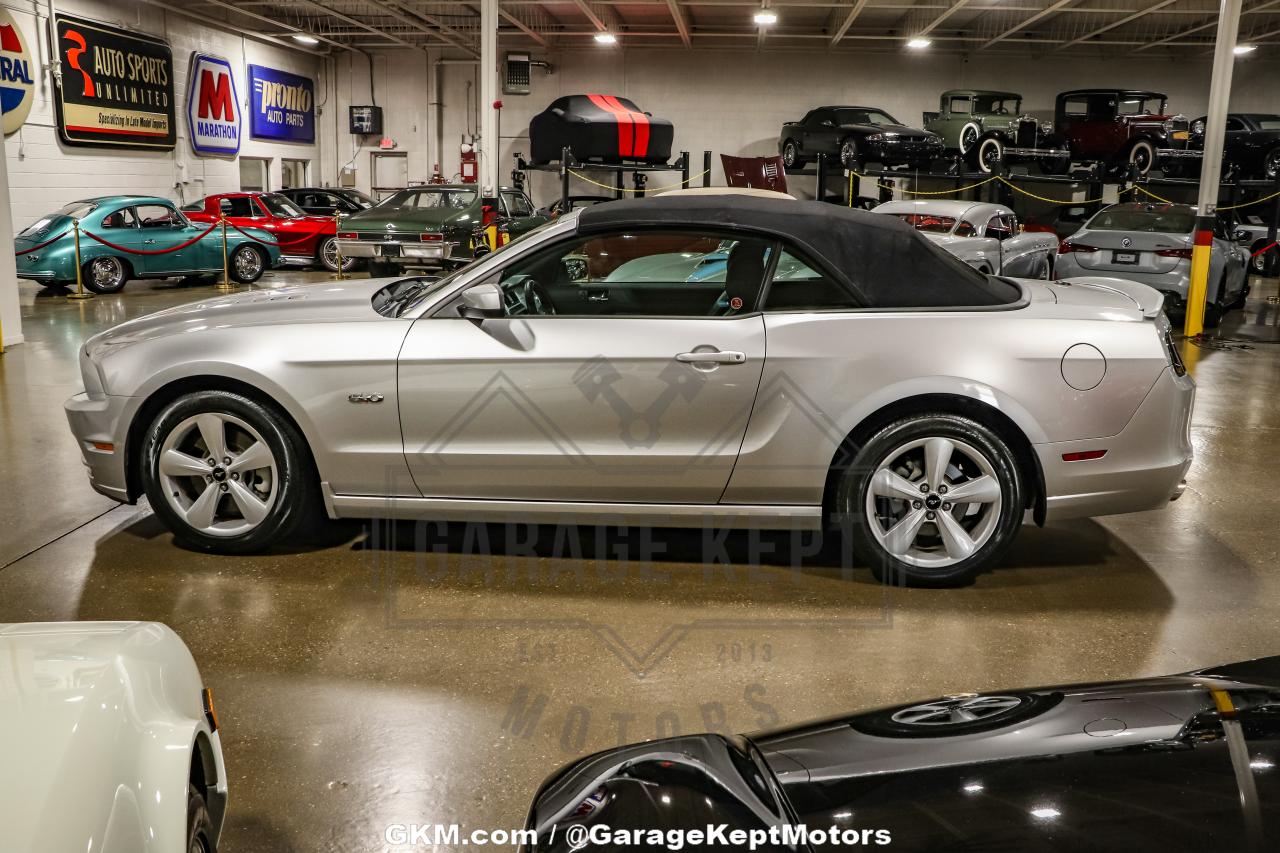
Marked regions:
[344,190,375,208]
[377,188,477,211]
[1118,95,1166,116]
[258,193,306,218]
[835,109,898,126]
[892,213,956,234]
[1089,206,1195,234]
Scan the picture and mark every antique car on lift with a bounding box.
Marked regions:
[521,656,1280,852]
[529,95,675,165]
[65,195,1194,587]
[779,106,945,171]
[924,90,1070,174]
[1,621,227,853]
[276,186,376,217]
[1055,89,1197,177]
[181,191,353,273]
[1057,201,1249,327]
[1189,113,1280,181]
[334,184,547,275]
[873,200,1059,278]
[14,196,279,294]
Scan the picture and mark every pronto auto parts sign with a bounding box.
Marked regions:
[186,53,239,157]
[0,9,34,135]
[248,64,314,143]
[53,13,175,149]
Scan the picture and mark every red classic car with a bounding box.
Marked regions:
[181,192,354,272]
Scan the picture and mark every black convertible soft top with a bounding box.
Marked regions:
[576,195,1021,309]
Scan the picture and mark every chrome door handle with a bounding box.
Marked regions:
[675,350,747,365]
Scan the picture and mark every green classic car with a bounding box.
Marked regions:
[15,196,280,293]
[335,184,549,275]
[923,90,1070,174]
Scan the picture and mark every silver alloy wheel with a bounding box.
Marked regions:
[840,139,858,168]
[320,236,353,272]
[783,141,797,167]
[1254,248,1269,274]
[1267,149,1280,180]
[865,436,1003,569]
[890,694,1024,726]
[158,412,278,537]
[233,245,263,280]
[90,256,125,289]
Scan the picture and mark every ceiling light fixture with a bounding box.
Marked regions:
[292,34,320,45]
[594,31,617,44]
[754,10,778,25]
[1234,44,1257,55]
[906,37,932,49]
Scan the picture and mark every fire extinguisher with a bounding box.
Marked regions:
[460,143,477,184]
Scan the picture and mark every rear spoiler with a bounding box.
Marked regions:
[1060,276,1165,319]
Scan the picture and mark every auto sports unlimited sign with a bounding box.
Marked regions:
[186,53,239,157]
[53,14,175,149]
[0,9,34,135]
[248,64,314,143]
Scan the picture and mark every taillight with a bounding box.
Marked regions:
[1155,247,1192,259]
[337,232,357,239]
[1062,450,1108,462]
[1059,239,1098,254]
[420,233,442,242]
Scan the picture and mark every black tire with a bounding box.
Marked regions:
[1252,242,1272,276]
[839,137,862,170]
[958,122,982,157]
[973,136,1005,174]
[1028,254,1052,280]
[849,692,1063,739]
[141,390,321,555]
[317,236,356,273]
[1203,299,1224,329]
[1228,280,1251,310]
[836,413,1024,587]
[1037,134,1072,176]
[1264,146,1280,181]
[368,259,399,277]
[781,139,805,169]
[82,255,130,294]
[1126,138,1156,176]
[229,244,266,284]
[187,783,215,853]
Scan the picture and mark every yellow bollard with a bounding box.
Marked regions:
[66,218,94,301]
[218,215,232,291]
[1183,224,1213,337]
[330,211,347,280]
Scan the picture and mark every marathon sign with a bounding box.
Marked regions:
[248,64,314,144]
[53,13,175,149]
[186,53,239,157]
[0,8,34,136]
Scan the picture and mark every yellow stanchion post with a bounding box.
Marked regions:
[1184,226,1213,337]
[330,211,347,280]
[218,214,232,291]
[66,218,94,301]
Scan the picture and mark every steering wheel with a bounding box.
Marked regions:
[502,275,556,316]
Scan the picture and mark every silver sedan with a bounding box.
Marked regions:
[1056,202,1249,327]
[64,195,1193,586]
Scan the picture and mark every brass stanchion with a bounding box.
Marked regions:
[66,218,94,301]
[330,211,347,280]
[218,214,233,291]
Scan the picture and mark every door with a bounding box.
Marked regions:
[372,152,408,200]
[133,203,191,274]
[500,190,544,236]
[396,228,773,503]
[802,109,836,157]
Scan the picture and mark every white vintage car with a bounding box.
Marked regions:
[874,199,1060,279]
[0,622,227,853]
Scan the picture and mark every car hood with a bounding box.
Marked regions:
[342,206,476,231]
[84,280,392,356]
[846,124,938,140]
[1022,276,1165,318]
[0,622,204,853]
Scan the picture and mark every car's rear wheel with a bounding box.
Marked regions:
[972,136,1005,174]
[141,390,319,554]
[837,414,1023,587]
[1127,139,1156,176]
[83,255,129,294]
[187,783,215,853]
[317,236,356,273]
[229,244,266,283]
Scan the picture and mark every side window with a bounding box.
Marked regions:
[1063,98,1088,117]
[100,208,138,229]
[948,97,971,115]
[135,204,178,228]
[1226,117,1245,132]
[486,230,773,318]
[219,197,254,218]
[985,214,1015,241]
[954,220,978,237]
[813,109,833,127]
[503,192,534,217]
[764,248,858,311]
[250,198,270,217]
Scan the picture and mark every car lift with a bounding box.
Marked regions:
[512,148,714,210]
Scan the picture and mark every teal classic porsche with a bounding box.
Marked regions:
[15,196,281,293]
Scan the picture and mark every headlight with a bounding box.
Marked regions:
[1041,121,1053,132]
[866,133,885,142]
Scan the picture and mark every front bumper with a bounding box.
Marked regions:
[1037,364,1194,522]
[64,392,134,503]
[868,142,944,164]
[335,238,451,263]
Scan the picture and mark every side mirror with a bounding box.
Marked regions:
[1235,228,1251,242]
[459,282,504,321]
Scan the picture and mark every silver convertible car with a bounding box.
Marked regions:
[873,199,1060,279]
[65,196,1194,586]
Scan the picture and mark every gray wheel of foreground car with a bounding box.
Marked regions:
[838,413,1023,587]
[141,390,320,554]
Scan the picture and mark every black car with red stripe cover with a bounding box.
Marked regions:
[529,95,674,165]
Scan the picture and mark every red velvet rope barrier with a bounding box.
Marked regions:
[1252,241,1277,258]
[81,220,222,255]
[225,220,329,248]
[14,230,70,255]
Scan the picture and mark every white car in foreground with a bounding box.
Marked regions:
[0,622,227,853]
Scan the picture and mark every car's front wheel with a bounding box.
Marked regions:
[839,137,862,170]
[317,236,357,273]
[141,390,319,554]
[229,244,266,283]
[187,784,215,853]
[782,139,805,169]
[82,255,130,294]
[837,414,1023,587]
